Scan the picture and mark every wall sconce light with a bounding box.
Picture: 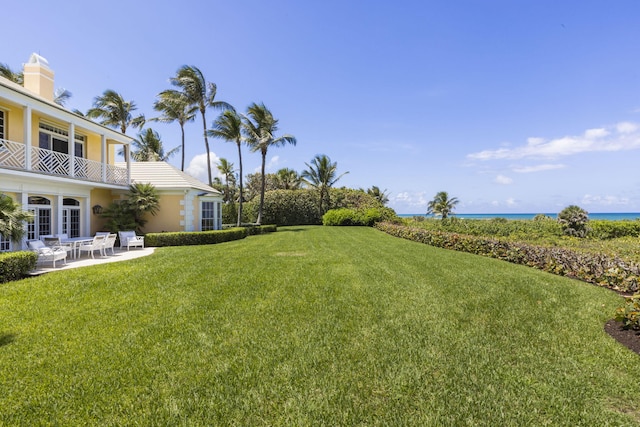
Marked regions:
[92,205,103,215]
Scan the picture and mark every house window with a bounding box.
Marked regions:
[201,201,216,231]
[27,196,51,240]
[38,122,85,157]
[62,198,81,238]
[0,235,10,252]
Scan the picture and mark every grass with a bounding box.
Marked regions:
[2,226,640,425]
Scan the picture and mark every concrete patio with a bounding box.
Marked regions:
[30,247,156,275]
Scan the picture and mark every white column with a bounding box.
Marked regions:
[23,105,32,170]
[84,197,91,236]
[125,144,131,185]
[69,123,75,177]
[56,195,64,235]
[101,134,107,182]
[19,192,28,249]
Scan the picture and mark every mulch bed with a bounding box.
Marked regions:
[605,320,640,356]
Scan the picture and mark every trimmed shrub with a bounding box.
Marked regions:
[245,224,277,235]
[0,251,37,283]
[323,207,396,226]
[375,222,640,292]
[145,228,247,247]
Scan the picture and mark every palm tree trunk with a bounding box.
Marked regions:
[257,151,266,225]
[201,111,212,186]
[237,140,243,227]
[180,124,186,171]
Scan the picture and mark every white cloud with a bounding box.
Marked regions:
[467,122,640,161]
[512,164,565,173]
[581,194,630,206]
[254,155,281,174]
[185,152,222,182]
[495,174,513,184]
[393,191,428,207]
[506,198,517,207]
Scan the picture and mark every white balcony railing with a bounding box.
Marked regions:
[0,138,128,186]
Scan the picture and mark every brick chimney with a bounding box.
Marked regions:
[23,53,54,101]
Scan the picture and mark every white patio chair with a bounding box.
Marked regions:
[28,240,67,268]
[102,233,118,256]
[43,236,73,257]
[78,234,107,259]
[118,231,144,251]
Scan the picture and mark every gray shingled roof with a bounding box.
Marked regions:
[116,161,221,195]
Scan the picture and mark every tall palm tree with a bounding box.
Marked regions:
[243,103,297,225]
[152,90,197,171]
[207,110,245,226]
[367,186,390,206]
[0,194,32,243]
[168,65,232,186]
[130,128,180,162]
[276,168,302,190]
[53,88,72,107]
[427,191,459,219]
[86,89,145,134]
[0,63,23,85]
[301,154,348,215]
[216,158,236,203]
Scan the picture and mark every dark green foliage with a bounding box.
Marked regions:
[376,222,640,292]
[222,203,238,224]
[145,228,247,247]
[558,205,590,237]
[589,220,640,239]
[244,188,400,226]
[0,251,37,283]
[245,189,322,225]
[101,183,160,233]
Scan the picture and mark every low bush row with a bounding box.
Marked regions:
[145,225,277,248]
[375,222,640,293]
[0,251,37,283]
[145,228,248,247]
[323,207,397,226]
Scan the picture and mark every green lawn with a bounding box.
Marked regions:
[2,226,640,425]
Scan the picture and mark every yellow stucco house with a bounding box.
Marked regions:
[0,54,222,252]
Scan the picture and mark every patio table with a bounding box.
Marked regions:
[61,237,94,259]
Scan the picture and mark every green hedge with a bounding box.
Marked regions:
[0,251,37,283]
[589,220,640,239]
[323,207,396,226]
[245,224,277,235]
[144,228,248,247]
[375,222,640,292]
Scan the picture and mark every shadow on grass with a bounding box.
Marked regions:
[279,227,310,233]
[0,334,16,347]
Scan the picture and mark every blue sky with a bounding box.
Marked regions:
[4,0,640,214]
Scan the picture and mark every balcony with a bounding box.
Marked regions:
[0,138,128,186]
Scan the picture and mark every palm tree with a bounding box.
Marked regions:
[0,63,23,85]
[207,110,245,226]
[216,157,236,203]
[127,183,160,232]
[152,90,197,171]
[243,103,297,225]
[367,186,390,205]
[53,88,72,107]
[0,194,32,243]
[168,65,232,186]
[276,168,302,190]
[86,89,145,134]
[301,154,349,215]
[427,191,459,219]
[130,128,180,162]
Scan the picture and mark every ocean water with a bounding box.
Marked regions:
[400,213,640,221]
